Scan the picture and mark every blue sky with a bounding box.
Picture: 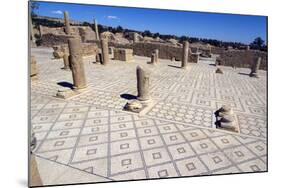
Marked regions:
[33,1,267,44]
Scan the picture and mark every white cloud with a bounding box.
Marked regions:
[51,10,63,15]
[107,15,118,20]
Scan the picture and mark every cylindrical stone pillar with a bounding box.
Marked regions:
[64,11,71,35]
[154,49,159,63]
[250,57,261,77]
[62,54,70,70]
[68,37,87,89]
[101,39,109,65]
[137,66,150,101]
[94,19,100,40]
[181,41,189,68]
[133,32,138,43]
[151,53,156,65]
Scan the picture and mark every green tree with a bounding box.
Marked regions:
[250,37,265,50]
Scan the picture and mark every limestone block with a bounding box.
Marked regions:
[114,48,134,62]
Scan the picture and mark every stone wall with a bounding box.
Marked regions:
[37,30,267,70]
[53,43,99,58]
[212,47,267,70]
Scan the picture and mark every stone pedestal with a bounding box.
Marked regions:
[250,57,261,78]
[62,54,70,70]
[101,39,109,65]
[137,66,150,101]
[64,11,71,35]
[114,48,134,62]
[68,37,87,90]
[214,105,239,132]
[215,68,223,74]
[181,41,189,69]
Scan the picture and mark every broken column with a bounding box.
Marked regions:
[154,49,159,63]
[215,67,223,74]
[181,41,189,69]
[61,46,70,70]
[62,54,70,70]
[64,11,71,35]
[101,38,109,65]
[94,19,100,40]
[215,105,238,132]
[150,53,156,65]
[68,37,87,89]
[249,57,261,78]
[137,66,151,101]
[133,32,138,43]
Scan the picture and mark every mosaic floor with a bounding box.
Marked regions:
[30,47,267,186]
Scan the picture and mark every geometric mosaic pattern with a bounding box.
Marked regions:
[31,47,267,184]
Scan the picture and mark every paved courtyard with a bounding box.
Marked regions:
[30,47,267,186]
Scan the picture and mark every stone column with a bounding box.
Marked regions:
[101,38,109,65]
[137,66,150,101]
[64,11,71,35]
[181,41,189,68]
[68,37,87,89]
[62,54,70,70]
[133,32,138,43]
[250,57,261,77]
[151,53,156,65]
[154,49,159,63]
[94,19,100,40]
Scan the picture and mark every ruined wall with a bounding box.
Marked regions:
[52,43,99,58]
[37,30,267,70]
[212,47,267,70]
[37,26,96,46]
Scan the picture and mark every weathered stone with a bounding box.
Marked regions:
[94,19,99,40]
[150,53,156,65]
[215,68,223,74]
[133,32,139,43]
[136,66,151,101]
[56,88,75,99]
[62,54,70,70]
[154,49,159,63]
[114,48,134,62]
[124,100,143,112]
[101,38,109,65]
[68,37,87,89]
[64,11,71,35]
[250,57,261,78]
[215,105,239,132]
[181,41,189,69]
[109,47,114,59]
[96,53,103,63]
[30,154,43,186]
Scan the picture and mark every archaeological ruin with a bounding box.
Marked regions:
[29,8,267,187]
